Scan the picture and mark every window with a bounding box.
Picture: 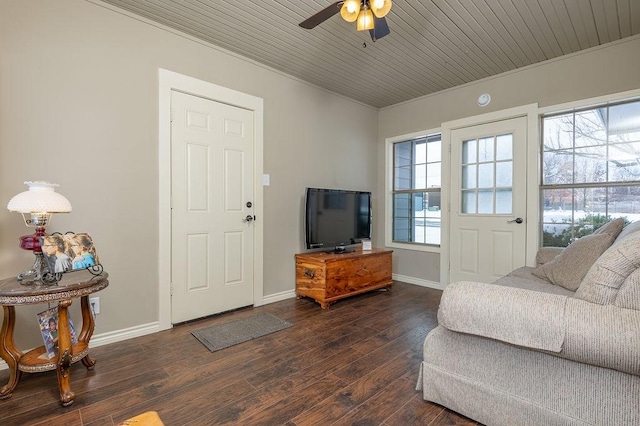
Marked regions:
[391,133,441,246]
[541,99,640,246]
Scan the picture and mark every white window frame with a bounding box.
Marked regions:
[385,128,442,253]
[538,88,640,246]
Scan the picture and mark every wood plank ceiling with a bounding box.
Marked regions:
[97,0,640,108]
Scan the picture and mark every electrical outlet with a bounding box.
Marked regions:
[89,296,100,315]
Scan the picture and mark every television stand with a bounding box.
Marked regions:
[295,248,393,308]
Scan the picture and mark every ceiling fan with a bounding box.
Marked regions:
[299,0,392,42]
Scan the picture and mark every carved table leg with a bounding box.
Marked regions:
[0,306,23,399]
[78,296,96,370]
[56,300,75,406]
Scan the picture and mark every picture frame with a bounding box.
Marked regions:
[37,307,78,359]
[40,232,101,275]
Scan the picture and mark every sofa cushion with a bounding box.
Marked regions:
[562,298,640,375]
[614,268,640,310]
[500,268,575,295]
[531,233,615,291]
[614,220,640,245]
[438,281,567,352]
[534,247,564,267]
[576,232,640,305]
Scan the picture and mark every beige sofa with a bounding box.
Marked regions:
[417,219,640,425]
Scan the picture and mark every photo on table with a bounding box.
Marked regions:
[40,232,100,274]
[36,307,78,359]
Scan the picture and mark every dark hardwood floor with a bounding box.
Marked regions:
[0,282,478,426]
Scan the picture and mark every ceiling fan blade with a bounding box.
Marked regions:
[299,1,343,29]
[369,16,390,41]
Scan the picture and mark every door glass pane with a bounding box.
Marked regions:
[478,163,494,187]
[462,165,476,188]
[496,134,513,160]
[462,190,476,213]
[496,161,513,187]
[496,190,512,214]
[478,137,494,162]
[478,190,493,214]
[462,140,476,163]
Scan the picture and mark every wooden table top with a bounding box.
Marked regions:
[0,270,109,305]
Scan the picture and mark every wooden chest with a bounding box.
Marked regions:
[295,248,393,308]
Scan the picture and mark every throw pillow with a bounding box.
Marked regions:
[593,217,624,238]
[613,220,640,244]
[576,231,640,304]
[531,233,616,291]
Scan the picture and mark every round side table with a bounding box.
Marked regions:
[0,270,109,406]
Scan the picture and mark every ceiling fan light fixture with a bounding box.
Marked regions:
[356,7,375,31]
[370,0,392,18]
[340,0,361,23]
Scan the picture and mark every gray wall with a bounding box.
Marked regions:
[377,35,640,283]
[0,0,377,349]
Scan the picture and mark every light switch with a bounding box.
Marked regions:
[262,174,270,186]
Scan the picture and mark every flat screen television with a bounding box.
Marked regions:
[305,187,372,253]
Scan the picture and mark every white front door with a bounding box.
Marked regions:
[171,90,255,323]
[449,116,528,283]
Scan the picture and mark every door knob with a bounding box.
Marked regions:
[243,215,255,222]
[507,217,524,224]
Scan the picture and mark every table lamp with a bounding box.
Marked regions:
[7,181,72,284]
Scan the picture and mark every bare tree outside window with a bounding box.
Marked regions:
[541,99,640,246]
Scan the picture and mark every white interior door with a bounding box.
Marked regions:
[449,116,527,283]
[171,90,255,323]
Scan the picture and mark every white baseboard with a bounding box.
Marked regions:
[261,289,296,305]
[393,273,446,290]
[0,321,161,371]
[89,321,161,347]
